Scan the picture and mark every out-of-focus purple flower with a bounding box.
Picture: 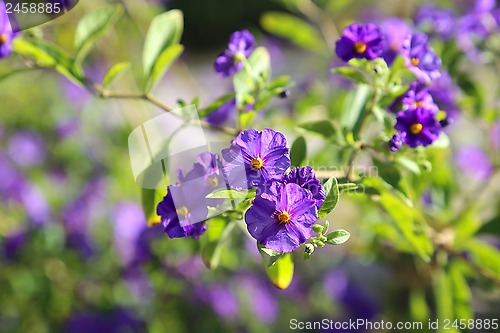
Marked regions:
[388,133,403,152]
[380,18,411,65]
[402,32,442,83]
[157,183,208,239]
[7,131,46,167]
[123,268,154,303]
[390,82,439,113]
[422,191,433,207]
[222,128,290,189]
[57,117,80,138]
[491,121,500,149]
[61,77,91,109]
[65,308,145,333]
[282,166,325,208]
[245,182,317,253]
[455,147,492,181]
[415,5,456,40]
[182,152,226,204]
[131,223,163,266]
[238,273,278,323]
[112,202,148,266]
[0,152,26,201]
[214,30,255,77]
[0,2,18,59]
[335,23,385,62]
[324,269,380,322]
[197,284,239,320]
[428,71,461,122]
[21,184,51,225]
[395,107,442,148]
[206,98,236,126]
[2,230,28,260]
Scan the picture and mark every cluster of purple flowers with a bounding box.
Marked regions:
[0,1,17,59]
[415,0,500,61]
[335,20,452,150]
[156,128,326,254]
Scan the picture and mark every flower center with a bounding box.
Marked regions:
[410,57,420,66]
[410,123,423,134]
[277,211,291,224]
[176,206,189,219]
[354,41,367,54]
[250,157,263,170]
[0,34,8,44]
[206,175,219,188]
[414,101,424,107]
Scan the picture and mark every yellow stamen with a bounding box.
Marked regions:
[410,123,423,135]
[414,101,424,107]
[250,157,263,170]
[206,175,219,188]
[0,34,8,44]
[354,41,367,54]
[410,57,420,66]
[277,211,291,224]
[176,206,189,218]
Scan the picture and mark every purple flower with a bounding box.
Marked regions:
[282,166,325,208]
[65,308,145,333]
[390,82,439,113]
[402,32,442,82]
[7,131,46,167]
[157,182,208,239]
[3,230,28,260]
[245,182,318,253]
[395,107,442,148]
[388,134,403,152]
[222,128,290,189]
[214,30,255,77]
[183,152,226,200]
[415,5,456,40]
[336,23,385,62]
[380,18,411,65]
[206,98,236,126]
[0,2,17,59]
[428,71,461,122]
[455,147,492,181]
[238,273,278,323]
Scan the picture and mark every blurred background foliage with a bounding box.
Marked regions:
[1,0,500,333]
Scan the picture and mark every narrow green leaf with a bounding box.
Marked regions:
[290,136,307,167]
[341,84,370,133]
[434,271,458,333]
[201,218,234,269]
[102,62,130,88]
[395,156,421,175]
[143,10,183,91]
[198,93,236,118]
[263,252,294,290]
[449,263,473,320]
[464,239,500,279]
[298,120,337,139]
[261,12,326,53]
[206,189,248,199]
[318,177,339,219]
[13,38,83,85]
[75,5,123,64]
[325,229,350,245]
[144,44,184,92]
[331,66,367,84]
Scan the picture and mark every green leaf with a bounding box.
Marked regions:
[378,191,433,262]
[266,75,293,92]
[337,183,359,193]
[206,189,248,199]
[409,289,429,323]
[263,252,294,289]
[298,120,337,140]
[325,229,350,245]
[13,38,83,85]
[449,263,473,320]
[290,136,307,167]
[143,10,183,91]
[75,5,123,64]
[144,44,184,92]
[102,62,130,88]
[141,188,164,226]
[198,92,236,118]
[258,242,284,267]
[464,239,500,279]
[341,84,370,134]
[318,177,339,219]
[373,158,402,190]
[233,47,270,108]
[331,66,367,84]
[395,156,421,175]
[478,214,500,236]
[434,271,458,333]
[261,12,326,53]
[201,218,234,269]
[248,47,271,79]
